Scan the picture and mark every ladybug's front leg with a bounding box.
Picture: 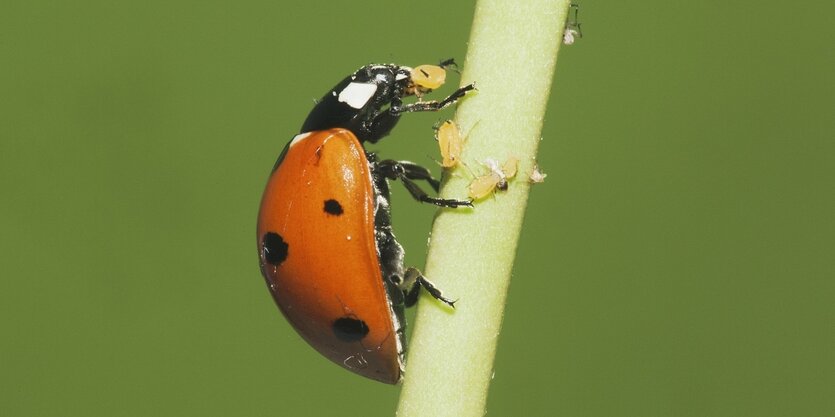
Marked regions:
[402,267,456,308]
[390,84,476,115]
[376,160,472,208]
[363,96,403,144]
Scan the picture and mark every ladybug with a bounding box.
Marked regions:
[257,63,474,384]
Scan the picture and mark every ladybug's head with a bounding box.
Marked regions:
[345,62,454,110]
[300,61,461,143]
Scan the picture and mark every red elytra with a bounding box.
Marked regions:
[258,128,402,383]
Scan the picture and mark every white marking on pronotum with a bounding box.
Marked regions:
[289,132,313,148]
[395,73,408,81]
[338,82,378,109]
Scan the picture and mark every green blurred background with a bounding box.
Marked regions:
[2,0,833,416]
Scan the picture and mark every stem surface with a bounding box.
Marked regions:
[396,1,572,416]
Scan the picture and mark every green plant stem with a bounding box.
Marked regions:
[396,1,572,416]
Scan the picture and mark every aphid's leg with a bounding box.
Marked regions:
[402,267,456,308]
[391,84,476,115]
[377,160,473,208]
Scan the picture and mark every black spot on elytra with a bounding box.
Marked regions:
[262,232,288,266]
[323,199,343,215]
[333,317,369,342]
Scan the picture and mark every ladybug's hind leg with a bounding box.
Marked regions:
[376,160,472,208]
[402,267,456,308]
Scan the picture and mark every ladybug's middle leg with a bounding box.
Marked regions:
[388,160,441,191]
[376,160,472,208]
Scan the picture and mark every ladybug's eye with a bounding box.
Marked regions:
[410,64,446,91]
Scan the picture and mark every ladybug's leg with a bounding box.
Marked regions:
[390,84,476,115]
[366,84,475,143]
[377,160,472,208]
[364,97,403,144]
[402,267,456,308]
[390,161,441,192]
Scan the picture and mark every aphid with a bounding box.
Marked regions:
[468,157,519,199]
[563,3,583,45]
[434,120,464,169]
[530,164,548,183]
[408,59,459,98]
